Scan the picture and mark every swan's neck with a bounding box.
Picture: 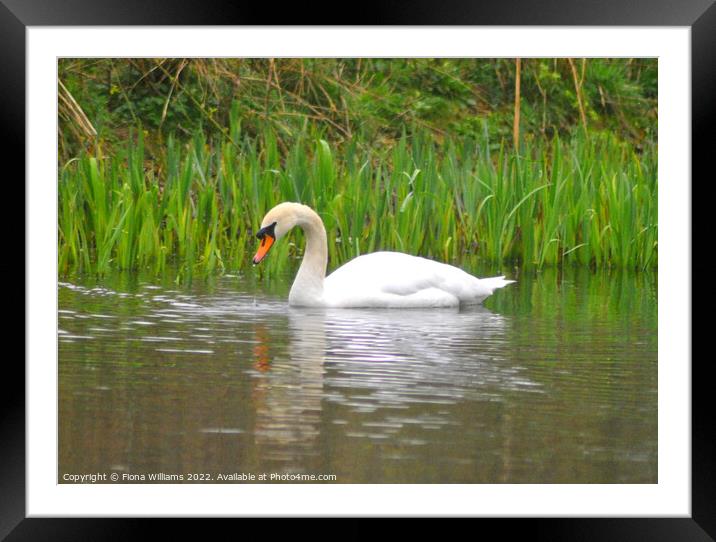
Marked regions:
[289,208,327,306]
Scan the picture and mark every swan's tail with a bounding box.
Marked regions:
[480,275,516,293]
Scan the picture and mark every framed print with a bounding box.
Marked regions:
[5,0,712,538]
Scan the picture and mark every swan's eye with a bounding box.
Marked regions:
[256,221,277,240]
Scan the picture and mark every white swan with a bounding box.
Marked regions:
[253,202,515,308]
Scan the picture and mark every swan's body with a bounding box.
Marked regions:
[253,202,514,308]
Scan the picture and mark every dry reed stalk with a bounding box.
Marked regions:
[58,79,97,139]
[567,58,588,130]
[513,58,521,148]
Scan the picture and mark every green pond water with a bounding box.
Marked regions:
[58,265,657,484]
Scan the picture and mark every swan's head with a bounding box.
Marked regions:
[252,202,303,265]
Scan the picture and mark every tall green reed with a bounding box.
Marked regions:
[58,124,657,279]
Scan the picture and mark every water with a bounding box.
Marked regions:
[58,266,657,483]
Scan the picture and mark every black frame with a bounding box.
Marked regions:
[5,0,711,538]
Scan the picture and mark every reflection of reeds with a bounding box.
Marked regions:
[58,122,657,279]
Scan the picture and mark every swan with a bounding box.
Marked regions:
[252,202,515,308]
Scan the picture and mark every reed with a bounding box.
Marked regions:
[58,121,657,278]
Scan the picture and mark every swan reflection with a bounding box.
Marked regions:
[251,305,538,463]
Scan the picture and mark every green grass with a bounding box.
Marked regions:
[58,123,657,279]
[59,58,657,162]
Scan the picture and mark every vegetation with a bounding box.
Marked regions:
[58,58,657,278]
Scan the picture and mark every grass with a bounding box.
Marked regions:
[58,120,657,280]
[59,58,658,162]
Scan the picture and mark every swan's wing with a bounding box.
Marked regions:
[324,252,511,307]
[325,252,430,293]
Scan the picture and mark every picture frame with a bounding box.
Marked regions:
[6,0,711,537]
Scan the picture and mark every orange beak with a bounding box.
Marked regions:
[253,235,275,265]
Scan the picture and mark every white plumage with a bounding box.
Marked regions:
[324,252,513,307]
